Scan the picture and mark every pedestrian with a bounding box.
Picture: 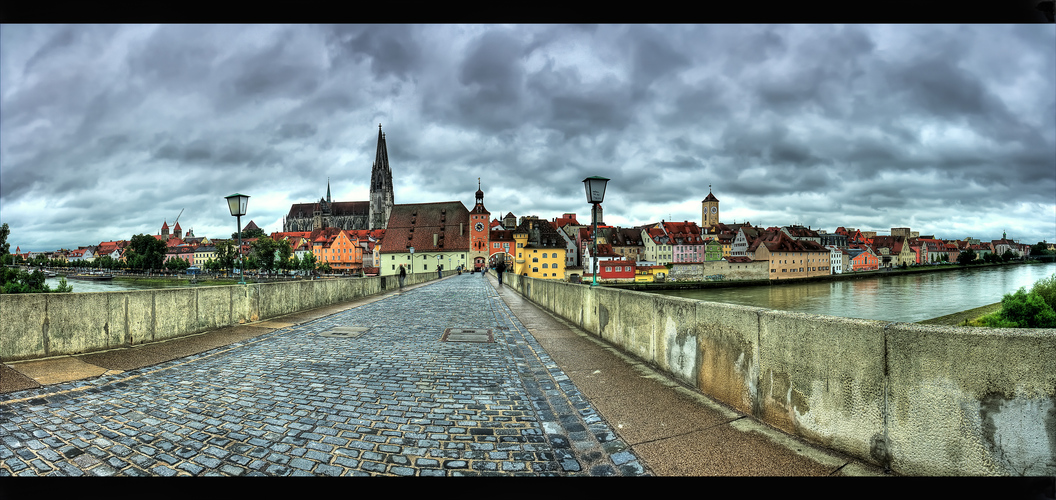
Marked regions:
[399,264,406,288]
[497,259,506,286]
[437,264,442,279]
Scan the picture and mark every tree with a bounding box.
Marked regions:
[957,249,976,265]
[300,252,317,275]
[125,234,167,272]
[165,257,190,273]
[214,240,236,274]
[1002,250,1016,262]
[276,240,293,272]
[0,222,10,256]
[251,237,280,275]
[233,226,266,240]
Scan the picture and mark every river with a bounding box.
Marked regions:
[649,263,1056,323]
[43,276,231,293]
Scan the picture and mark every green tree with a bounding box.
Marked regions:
[998,288,1056,328]
[251,237,280,275]
[233,226,267,240]
[0,222,10,256]
[125,234,167,272]
[1002,250,1015,262]
[276,240,293,272]
[165,257,190,273]
[300,252,317,275]
[957,249,976,266]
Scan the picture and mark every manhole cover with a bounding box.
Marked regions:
[441,328,494,343]
[320,327,369,338]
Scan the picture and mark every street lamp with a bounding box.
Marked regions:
[408,246,415,274]
[225,193,249,285]
[582,176,609,286]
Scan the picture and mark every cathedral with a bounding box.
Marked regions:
[282,124,395,232]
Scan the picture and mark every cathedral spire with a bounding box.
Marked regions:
[326,177,331,204]
[369,123,395,230]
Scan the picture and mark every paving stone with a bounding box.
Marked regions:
[0,276,646,477]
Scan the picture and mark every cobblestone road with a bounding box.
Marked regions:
[0,275,649,476]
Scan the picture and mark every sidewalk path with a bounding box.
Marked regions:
[0,275,647,476]
[1,274,885,476]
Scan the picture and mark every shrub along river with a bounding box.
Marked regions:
[648,262,1056,323]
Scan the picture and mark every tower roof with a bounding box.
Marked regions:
[370,124,393,194]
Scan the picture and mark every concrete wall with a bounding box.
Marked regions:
[503,273,1056,477]
[1,271,453,362]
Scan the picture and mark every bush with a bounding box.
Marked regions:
[1029,273,1056,311]
[998,286,1056,328]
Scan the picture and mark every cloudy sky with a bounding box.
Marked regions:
[2,24,1054,252]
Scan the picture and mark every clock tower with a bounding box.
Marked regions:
[702,185,720,233]
[469,178,491,270]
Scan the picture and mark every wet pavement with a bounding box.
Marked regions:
[0,274,647,476]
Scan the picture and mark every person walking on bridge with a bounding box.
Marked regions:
[398,265,406,289]
[496,259,506,286]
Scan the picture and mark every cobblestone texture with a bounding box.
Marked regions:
[0,276,649,476]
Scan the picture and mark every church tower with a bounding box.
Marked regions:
[469,178,491,270]
[369,124,395,230]
[702,185,720,233]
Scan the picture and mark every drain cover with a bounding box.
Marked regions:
[441,328,493,343]
[320,327,369,338]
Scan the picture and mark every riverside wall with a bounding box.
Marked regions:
[1,271,454,362]
[503,273,1056,477]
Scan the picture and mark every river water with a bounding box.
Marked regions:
[649,263,1056,323]
[43,276,228,293]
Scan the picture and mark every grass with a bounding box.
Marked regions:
[917,302,1003,326]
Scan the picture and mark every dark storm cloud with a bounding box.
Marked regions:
[324,24,422,81]
[1,25,1053,252]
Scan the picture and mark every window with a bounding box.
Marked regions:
[605,266,612,272]
[542,263,548,268]
[533,258,538,263]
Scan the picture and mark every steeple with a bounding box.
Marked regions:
[369,123,395,230]
[326,177,331,204]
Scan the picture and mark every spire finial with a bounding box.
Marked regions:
[478,177,481,190]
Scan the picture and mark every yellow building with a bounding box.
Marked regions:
[511,217,566,280]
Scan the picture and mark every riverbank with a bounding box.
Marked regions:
[114,276,240,288]
[917,302,1002,326]
[609,260,1040,291]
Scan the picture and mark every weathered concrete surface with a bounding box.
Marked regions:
[1,272,455,362]
[504,272,1056,476]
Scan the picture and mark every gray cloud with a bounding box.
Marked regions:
[1,24,1053,252]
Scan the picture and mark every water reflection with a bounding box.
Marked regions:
[652,264,1056,322]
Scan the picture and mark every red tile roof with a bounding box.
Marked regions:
[380,201,471,254]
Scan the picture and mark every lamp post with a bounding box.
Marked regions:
[582,176,609,286]
[408,247,415,274]
[225,193,250,285]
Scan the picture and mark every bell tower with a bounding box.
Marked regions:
[702,185,719,233]
[470,178,491,270]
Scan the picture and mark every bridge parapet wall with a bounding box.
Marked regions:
[0,271,454,362]
[504,273,1056,476]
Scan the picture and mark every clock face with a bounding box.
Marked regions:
[475,222,485,232]
[711,206,717,213]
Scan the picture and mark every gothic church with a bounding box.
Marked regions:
[283,124,395,232]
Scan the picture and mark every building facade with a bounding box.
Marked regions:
[283,124,395,232]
